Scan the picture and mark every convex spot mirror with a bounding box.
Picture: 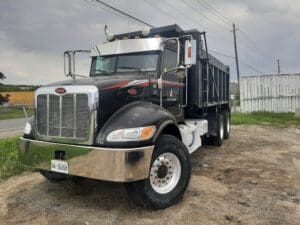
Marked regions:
[175,66,186,79]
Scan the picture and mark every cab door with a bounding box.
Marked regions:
[160,48,185,118]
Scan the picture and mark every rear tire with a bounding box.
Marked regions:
[40,170,68,183]
[211,114,224,146]
[125,134,191,209]
[223,111,231,139]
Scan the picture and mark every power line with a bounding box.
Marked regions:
[163,1,204,30]
[195,0,232,27]
[191,0,275,70]
[240,62,265,74]
[83,0,130,21]
[226,23,275,72]
[209,50,235,59]
[210,49,265,74]
[83,0,142,27]
[239,29,275,60]
[151,0,270,74]
[181,0,229,31]
[198,0,232,24]
[85,0,154,28]
[143,0,191,28]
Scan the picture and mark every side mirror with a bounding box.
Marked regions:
[64,50,91,79]
[184,40,197,66]
[64,51,73,76]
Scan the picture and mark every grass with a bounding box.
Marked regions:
[0,137,24,181]
[0,107,34,120]
[232,112,300,128]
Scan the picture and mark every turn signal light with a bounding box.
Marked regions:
[141,127,156,140]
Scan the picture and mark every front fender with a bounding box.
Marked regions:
[96,101,176,147]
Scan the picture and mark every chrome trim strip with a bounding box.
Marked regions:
[46,94,49,136]
[59,95,62,137]
[73,94,76,138]
[20,137,154,182]
[91,38,164,56]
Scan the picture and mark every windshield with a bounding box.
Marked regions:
[90,52,159,76]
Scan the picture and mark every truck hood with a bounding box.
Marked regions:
[44,74,153,90]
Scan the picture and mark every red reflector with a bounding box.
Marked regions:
[55,87,66,94]
[127,88,137,96]
[188,47,192,58]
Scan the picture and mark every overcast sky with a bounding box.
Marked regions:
[0,0,299,85]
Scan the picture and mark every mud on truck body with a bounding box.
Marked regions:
[20,24,230,209]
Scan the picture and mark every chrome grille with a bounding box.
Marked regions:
[37,93,89,139]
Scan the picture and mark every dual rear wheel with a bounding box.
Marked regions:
[211,110,231,146]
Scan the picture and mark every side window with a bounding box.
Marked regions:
[95,56,116,73]
[162,49,177,71]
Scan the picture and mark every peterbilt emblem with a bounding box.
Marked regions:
[55,87,66,94]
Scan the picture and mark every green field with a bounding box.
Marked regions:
[232,112,300,128]
[0,85,38,92]
[0,137,24,181]
[0,107,34,120]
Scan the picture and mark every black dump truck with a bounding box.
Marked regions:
[20,24,230,209]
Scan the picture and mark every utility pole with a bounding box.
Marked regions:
[232,23,240,92]
[277,59,280,74]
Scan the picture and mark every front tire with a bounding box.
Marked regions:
[125,134,191,209]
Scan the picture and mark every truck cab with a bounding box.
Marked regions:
[20,25,230,209]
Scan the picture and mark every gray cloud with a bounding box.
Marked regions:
[0,0,299,84]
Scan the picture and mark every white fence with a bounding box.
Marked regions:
[240,73,300,113]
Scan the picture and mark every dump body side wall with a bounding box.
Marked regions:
[185,30,230,109]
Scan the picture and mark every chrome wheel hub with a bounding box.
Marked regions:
[150,152,181,194]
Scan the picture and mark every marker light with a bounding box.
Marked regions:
[24,122,32,135]
[142,27,151,36]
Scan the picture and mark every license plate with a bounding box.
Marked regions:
[51,160,68,174]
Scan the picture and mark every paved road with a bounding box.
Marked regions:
[0,118,26,139]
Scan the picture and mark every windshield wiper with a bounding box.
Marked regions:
[93,69,107,73]
[118,66,142,72]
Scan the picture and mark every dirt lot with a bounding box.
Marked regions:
[0,125,299,225]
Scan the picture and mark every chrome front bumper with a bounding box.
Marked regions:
[20,138,154,182]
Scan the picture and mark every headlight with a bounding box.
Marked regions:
[106,126,156,142]
[24,122,32,135]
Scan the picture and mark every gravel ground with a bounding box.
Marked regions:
[0,125,299,225]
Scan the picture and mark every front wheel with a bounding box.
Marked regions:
[125,134,191,209]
